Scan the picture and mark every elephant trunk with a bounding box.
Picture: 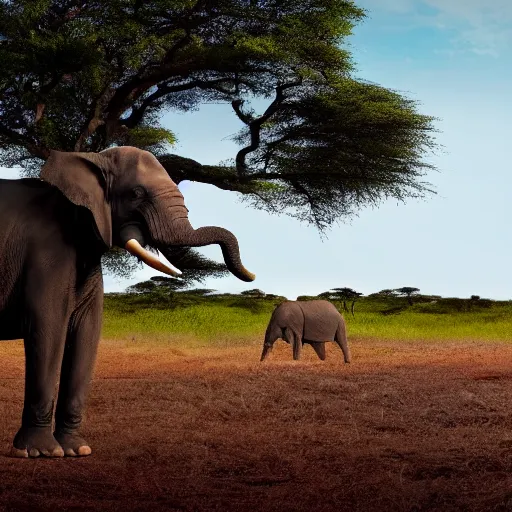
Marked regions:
[260,344,272,362]
[261,320,281,362]
[140,199,255,282]
[171,225,255,282]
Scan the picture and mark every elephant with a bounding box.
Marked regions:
[260,300,350,363]
[0,146,255,458]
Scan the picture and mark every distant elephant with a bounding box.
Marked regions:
[260,300,350,363]
[0,146,255,458]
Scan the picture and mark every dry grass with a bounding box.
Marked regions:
[1,336,512,511]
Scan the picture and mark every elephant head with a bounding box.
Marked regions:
[39,146,255,281]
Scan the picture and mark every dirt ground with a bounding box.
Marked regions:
[1,337,512,512]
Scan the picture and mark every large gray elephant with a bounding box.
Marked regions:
[0,146,255,458]
[260,300,350,363]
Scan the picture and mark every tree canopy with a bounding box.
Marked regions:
[0,0,440,277]
[123,245,230,289]
[318,286,362,315]
[395,286,420,305]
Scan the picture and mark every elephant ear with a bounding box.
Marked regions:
[40,150,112,248]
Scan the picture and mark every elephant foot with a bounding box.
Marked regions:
[11,427,65,458]
[54,431,92,457]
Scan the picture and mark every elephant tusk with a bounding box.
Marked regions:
[124,239,182,277]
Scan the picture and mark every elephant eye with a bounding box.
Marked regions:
[130,187,146,200]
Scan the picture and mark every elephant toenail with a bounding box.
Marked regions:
[52,447,65,457]
[10,447,28,458]
[77,445,92,456]
[29,448,40,457]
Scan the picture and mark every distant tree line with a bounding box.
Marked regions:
[117,279,495,317]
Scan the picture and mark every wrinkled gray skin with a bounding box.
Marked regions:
[0,146,254,458]
[260,300,350,363]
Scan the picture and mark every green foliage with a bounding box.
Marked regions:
[123,126,177,153]
[184,288,216,296]
[369,289,399,298]
[240,288,266,297]
[419,297,493,314]
[319,287,362,300]
[101,248,140,279]
[394,286,420,305]
[395,287,420,296]
[236,78,440,229]
[0,1,442,281]
[318,287,362,315]
[345,294,495,316]
[0,0,440,238]
[0,1,364,155]
[117,245,230,289]
[227,297,267,314]
[127,276,187,295]
[127,280,158,294]
[264,294,286,300]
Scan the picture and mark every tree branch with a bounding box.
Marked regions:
[288,178,324,230]
[21,72,64,125]
[46,1,87,31]
[0,123,49,158]
[159,154,245,192]
[74,83,113,151]
[104,2,213,123]
[233,80,302,175]
[125,77,247,128]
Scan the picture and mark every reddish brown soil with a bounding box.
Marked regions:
[1,337,512,511]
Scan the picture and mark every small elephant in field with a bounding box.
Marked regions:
[260,300,351,362]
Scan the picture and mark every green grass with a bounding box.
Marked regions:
[344,297,512,341]
[344,310,512,341]
[102,293,275,346]
[102,303,271,344]
[102,294,512,343]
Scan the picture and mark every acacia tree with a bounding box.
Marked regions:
[240,288,266,297]
[319,287,362,315]
[368,289,398,299]
[0,0,440,276]
[395,286,420,306]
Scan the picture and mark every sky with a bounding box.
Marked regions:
[2,0,512,300]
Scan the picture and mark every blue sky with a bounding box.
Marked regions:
[2,0,512,300]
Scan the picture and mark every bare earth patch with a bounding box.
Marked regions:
[1,337,512,511]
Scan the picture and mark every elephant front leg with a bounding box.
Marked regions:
[11,320,70,458]
[54,277,103,457]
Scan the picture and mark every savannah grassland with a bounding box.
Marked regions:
[1,294,512,512]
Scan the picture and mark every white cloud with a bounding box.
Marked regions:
[359,0,512,56]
